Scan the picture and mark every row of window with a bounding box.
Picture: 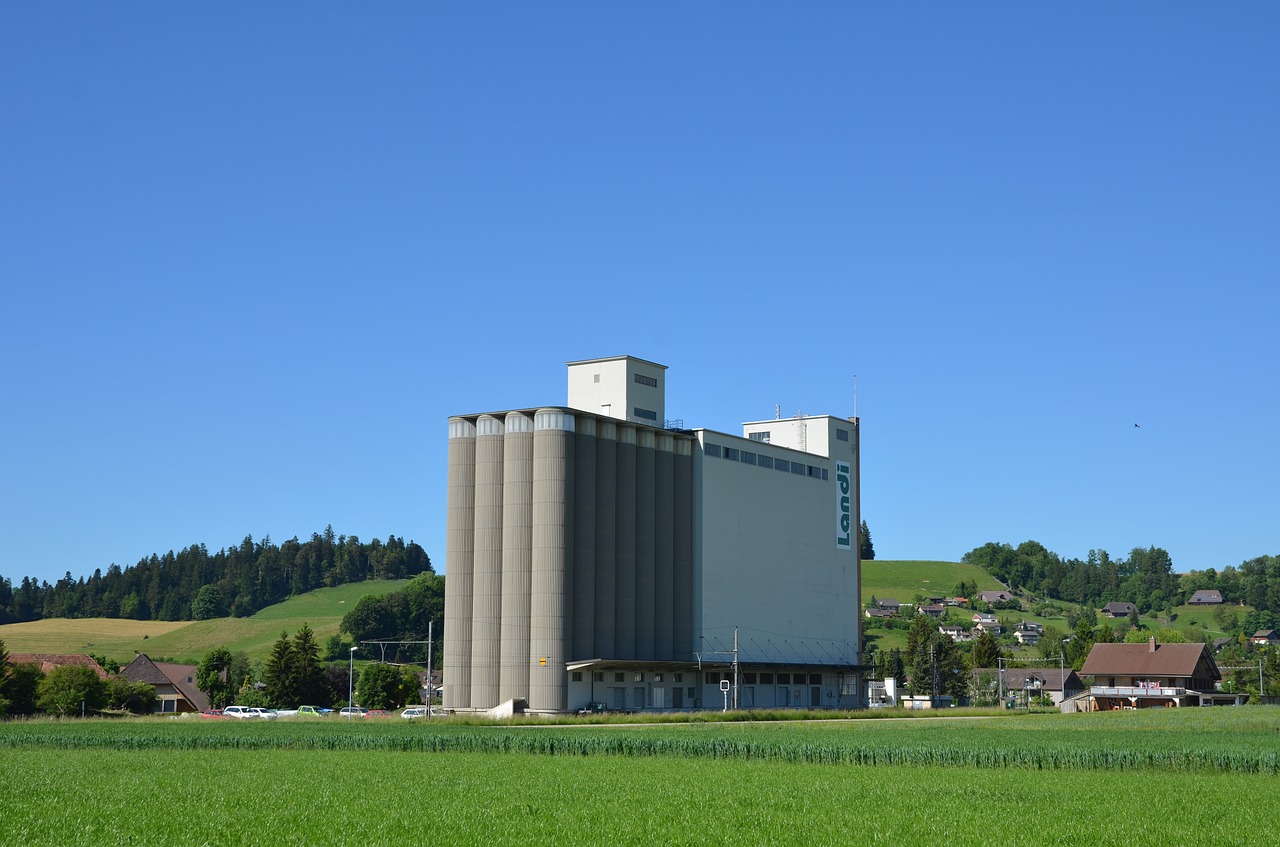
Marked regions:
[572,671,687,683]
[573,670,826,686]
[705,671,824,686]
[634,373,658,388]
[704,443,829,480]
[633,407,657,421]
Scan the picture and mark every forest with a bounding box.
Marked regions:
[0,526,433,624]
[962,540,1280,617]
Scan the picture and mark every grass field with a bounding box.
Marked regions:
[2,708,1277,846]
[0,579,410,664]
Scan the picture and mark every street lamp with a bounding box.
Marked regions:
[348,646,358,717]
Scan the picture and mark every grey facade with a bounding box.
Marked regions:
[443,356,862,713]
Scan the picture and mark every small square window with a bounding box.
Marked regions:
[724,448,739,461]
[654,673,663,682]
[760,673,774,685]
[836,429,849,442]
[741,451,756,466]
[571,671,583,682]
[776,459,791,473]
[634,672,645,682]
[758,455,773,469]
[673,673,683,682]
[615,672,625,683]
[705,444,723,458]
[791,461,804,475]
[593,672,604,682]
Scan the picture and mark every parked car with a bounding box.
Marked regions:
[339,707,367,718]
[401,707,428,719]
[363,709,389,718]
[200,709,225,719]
[246,707,277,720]
[297,705,325,717]
[222,706,254,719]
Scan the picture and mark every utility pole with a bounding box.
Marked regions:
[733,627,740,710]
[426,619,434,718]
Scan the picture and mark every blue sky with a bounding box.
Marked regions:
[2,3,1277,587]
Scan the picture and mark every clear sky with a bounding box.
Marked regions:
[3,3,1277,587]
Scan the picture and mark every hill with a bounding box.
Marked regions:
[0,579,410,665]
[861,559,1004,600]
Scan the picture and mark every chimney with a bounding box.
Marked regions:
[1148,636,1156,653]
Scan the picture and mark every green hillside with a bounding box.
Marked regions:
[0,579,410,665]
[860,559,1004,600]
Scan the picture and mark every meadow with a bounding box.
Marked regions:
[2,708,1277,846]
[0,579,409,664]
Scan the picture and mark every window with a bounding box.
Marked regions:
[633,407,657,421]
[822,468,829,480]
[634,373,658,387]
[836,428,849,442]
[654,673,663,682]
[809,674,822,685]
[704,672,718,685]
[634,672,645,682]
[776,459,791,473]
[777,673,790,685]
[724,447,739,461]
[749,431,771,443]
[744,672,757,684]
[615,672,625,683]
[705,443,723,458]
[572,671,583,682]
[791,461,805,475]
[673,673,683,682]
[741,451,757,466]
[593,672,604,682]
[760,673,774,685]
[808,465,822,478]
[758,455,773,469]
[594,374,600,383]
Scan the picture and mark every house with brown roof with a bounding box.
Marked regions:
[8,653,110,679]
[977,590,1013,604]
[119,654,210,714]
[1250,629,1279,646]
[975,667,1085,707]
[1077,639,1242,708]
[1102,602,1137,618]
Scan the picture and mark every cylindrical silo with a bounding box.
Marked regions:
[530,408,574,712]
[614,423,637,660]
[572,416,597,661]
[443,417,476,710]
[499,413,533,704]
[470,414,504,709]
[654,431,675,661]
[634,428,656,659]
[673,437,694,659]
[594,419,617,658]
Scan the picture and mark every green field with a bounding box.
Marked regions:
[1,708,1277,846]
[0,579,410,664]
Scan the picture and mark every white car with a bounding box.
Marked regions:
[223,706,276,719]
[247,707,277,720]
[401,707,428,719]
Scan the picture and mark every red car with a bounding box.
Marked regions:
[200,709,225,719]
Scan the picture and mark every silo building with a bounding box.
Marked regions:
[443,356,863,713]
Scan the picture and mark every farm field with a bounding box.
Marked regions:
[0,579,410,664]
[2,708,1277,846]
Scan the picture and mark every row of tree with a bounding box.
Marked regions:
[0,527,434,624]
[195,626,423,711]
[962,541,1280,616]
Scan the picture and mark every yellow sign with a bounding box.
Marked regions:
[539,657,547,666]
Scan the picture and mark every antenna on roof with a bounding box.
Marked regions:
[775,404,781,420]
[853,374,858,418]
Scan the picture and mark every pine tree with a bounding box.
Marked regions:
[263,631,295,707]
[859,519,875,560]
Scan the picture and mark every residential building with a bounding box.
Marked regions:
[977,590,1013,604]
[938,625,972,643]
[1250,629,1279,646]
[1187,589,1223,605]
[974,667,1085,707]
[9,653,109,680]
[1102,602,1137,618]
[442,356,862,714]
[1077,639,1242,708]
[916,604,946,618]
[119,653,209,714]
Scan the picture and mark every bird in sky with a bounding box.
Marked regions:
[1134,423,1141,428]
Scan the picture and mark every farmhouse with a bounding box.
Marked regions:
[8,653,109,679]
[1077,639,1243,708]
[1102,602,1137,618]
[119,653,210,714]
[1250,629,1279,646]
[1187,589,1223,605]
[976,590,1013,604]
